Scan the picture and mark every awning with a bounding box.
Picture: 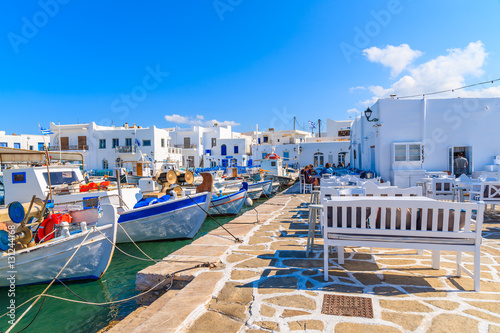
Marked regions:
[0,147,84,164]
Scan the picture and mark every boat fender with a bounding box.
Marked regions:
[245,198,253,206]
[60,221,70,238]
[80,221,87,232]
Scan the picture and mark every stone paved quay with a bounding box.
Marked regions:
[105,187,500,333]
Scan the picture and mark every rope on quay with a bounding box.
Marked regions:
[185,194,243,243]
[1,262,214,329]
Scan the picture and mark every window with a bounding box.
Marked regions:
[14,143,20,149]
[43,171,79,186]
[234,145,239,154]
[29,145,33,150]
[221,144,227,156]
[125,138,132,147]
[161,138,165,147]
[205,149,211,155]
[0,142,7,147]
[263,136,269,143]
[338,153,346,166]
[38,143,44,151]
[102,159,109,169]
[99,139,106,149]
[338,130,350,137]
[12,172,26,184]
[283,151,289,161]
[143,140,151,146]
[393,143,422,163]
[314,152,324,167]
[212,138,216,147]
[112,138,119,148]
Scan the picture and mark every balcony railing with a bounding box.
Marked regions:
[174,144,197,149]
[49,145,89,151]
[115,146,137,153]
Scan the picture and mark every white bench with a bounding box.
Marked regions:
[322,197,485,291]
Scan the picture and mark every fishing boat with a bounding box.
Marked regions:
[115,189,211,243]
[248,180,273,197]
[209,186,247,216]
[0,204,118,286]
[260,149,297,186]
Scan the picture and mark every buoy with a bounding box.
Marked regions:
[8,202,26,223]
[245,198,253,206]
[0,230,10,251]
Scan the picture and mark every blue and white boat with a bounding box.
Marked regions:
[209,187,247,216]
[115,190,211,243]
[248,180,273,197]
[2,165,213,244]
[0,204,118,287]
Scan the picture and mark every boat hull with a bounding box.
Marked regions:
[246,188,263,200]
[0,205,117,287]
[209,190,247,216]
[248,180,273,197]
[116,192,210,243]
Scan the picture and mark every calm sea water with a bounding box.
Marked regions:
[0,200,265,333]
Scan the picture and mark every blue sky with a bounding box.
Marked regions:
[1,0,500,134]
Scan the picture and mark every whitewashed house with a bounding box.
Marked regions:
[248,122,351,168]
[49,122,181,175]
[168,125,252,168]
[0,131,46,151]
[350,98,500,187]
[203,136,252,168]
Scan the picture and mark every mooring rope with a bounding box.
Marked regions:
[185,193,242,243]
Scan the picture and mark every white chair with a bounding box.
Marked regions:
[470,181,500,211]
[300,174,313,194]
[363,182,422,196]
[428,178,455,200]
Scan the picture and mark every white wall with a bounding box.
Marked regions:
[351,98,500,182]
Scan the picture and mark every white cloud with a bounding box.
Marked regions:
[349,86,366,93]
[164,114,240,127]
[363,44,423,77]
[164,114,199,125]
[357,41,494,105]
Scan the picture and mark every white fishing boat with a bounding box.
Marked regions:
[0,204,118,286]
[209,187,247,216]
[260,149,297,186]
[248,180,273,197]
[115,190,211,243]
[271,182,280,194]
[2,164,214,244]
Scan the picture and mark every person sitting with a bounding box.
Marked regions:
[305,165,319,186]
[320,163,334,175]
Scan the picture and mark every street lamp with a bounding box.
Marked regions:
[364,107,379,122]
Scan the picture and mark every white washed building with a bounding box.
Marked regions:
[49,122,181,174]
[0,131,46,151]
[168,125,252,168]
[248,123,351,168]
[350,98,500,187]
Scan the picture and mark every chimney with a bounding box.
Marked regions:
[124,122,129,129]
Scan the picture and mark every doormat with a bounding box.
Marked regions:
[321,294,373,318]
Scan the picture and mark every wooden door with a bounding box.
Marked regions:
[61,137,69,150]
[78,136,87,150]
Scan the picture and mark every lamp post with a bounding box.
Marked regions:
[364,107,379,122]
